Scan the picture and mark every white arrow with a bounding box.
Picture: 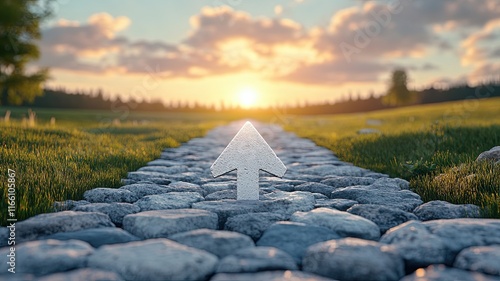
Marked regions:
[211,121,287,200]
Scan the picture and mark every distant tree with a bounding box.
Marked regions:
[0,0,51,105]
[383,69,415,106]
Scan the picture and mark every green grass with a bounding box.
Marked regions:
[0,107,242,224]
[284,97,500,217]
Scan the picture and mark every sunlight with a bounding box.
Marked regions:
[238,87,259,108]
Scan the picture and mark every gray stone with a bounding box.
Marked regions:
[476,146,500,162]
[331,186,423,212]
[293,182,335,196]
[53,200,89,212]
[261,191,316,215]
[134,192,203,211]
[119,182,170,198]
[193,200,266,229]
[314,199,358,211]
[320,176,375,189]
[37,268,124,281]
[256,222,340,264]
[40,228,140,248]
[146,159,181,166]
[15,211,114,241]
[312,193,329,200]
[454,245,500,276]
[170,229,254,258]
[202,182,236,195]
[123,209,218,239]
[400,265,500,281]
[300,164,367,177]
[127,171,172,182]
[372,177,410,190]
[205,190,237,200]
[138,165,189,174]
[166,181,205,195]
[224,212,289,241]
[290,207,380,240]
[0,228,8,247]
[413,200,481,221]
[347,204,418,233]
[0,239,93,276]
[84,188,137,203]
[73,202,140,226]
[88,239,218,281]
[303,238,405,281]
[216,246,298,273]
[210,271,336,281]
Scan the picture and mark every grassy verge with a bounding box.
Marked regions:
[0,107,238,224]
[284,97,500,217]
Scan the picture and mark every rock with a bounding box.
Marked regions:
[261,191,316,215]
[127,171,172,183]
[372,177,410,190]
[53,200,89,212]
[293,182,335,196]
[205,190,237,200]
[119,182,170,198]
[123,209,218,239]
[476,146,500,162]
[312,193,329,200]
[83,188,137,203]
[37,268,124,281]
[201,182,236,195]
[331,186,423,212]
[303,238,405,281]
[210,271,336,281]
[0,228,8,247]
[256,222,339,264]
[138,165,189,174]
[454,245,500,276]
[40,228,140,248]
[314,199,358,211]
[380,220,449,269]
[193,200,266,229]
[400,264,500,281]
[320,176,375,189]
[290,208,380,240]
[88,239,218,281]
[134,192,203,211]
[166,181,205,195]
[15,211,114,241]
[216,246,298,273]
[170,229,254,258]
[347,204,418,233]
[224,212,289,241]
[146,159,181,166]
[0,239,93,276]
[73,202,140,226]
[300,164,367,177]
[413,200,481,221]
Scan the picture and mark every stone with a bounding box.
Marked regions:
[413,200,481,221]
[256,222,339,264]
[40,228,140,248]
[138,165,189,174]
[193,200,266,228]
[0,228,8,247]
[37,269,124,281]
[170,229,255,258]
[320,176,375,189]
[303,238,405,281]
[314,199,358,211]
[53,200,89,212]
[122,209,218,239]
[224,212,289,241]
[347,204,418,233]
[331,186,423,212]
[134,192,203,211]
[454,245,500,276]
[290,208,380,240]
[73,202,140,226]
[261,191,316,215]
[84,188,137,203]
[119,182,170,198]
[202,182,236,195]
[126,171,172,183]
[300,164,367,177]
[166,181,205,195]
[0,239,93,276]
[205,190,237,200]
[146,159,181,166]
[15,211,114,241]
[88,239,218,281]
[210,271,336,281]
[293,182,335,196]
[476,146,500,162]
[216,246,298,273]
[400,264,500,281]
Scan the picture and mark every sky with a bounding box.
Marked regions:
[34,0,500,108]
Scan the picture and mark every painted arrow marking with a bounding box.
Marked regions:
[211,121,287,200]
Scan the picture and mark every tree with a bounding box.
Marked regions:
[383,69,414,106]
[0,0,52,105]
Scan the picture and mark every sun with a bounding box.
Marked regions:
[238,88,259,108]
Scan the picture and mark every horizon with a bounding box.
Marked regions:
[32,0,500,108]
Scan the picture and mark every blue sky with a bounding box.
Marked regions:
[36,0,500,107]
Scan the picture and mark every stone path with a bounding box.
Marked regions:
[2,120,500,281]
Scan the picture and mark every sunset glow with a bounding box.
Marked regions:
[238,88,259,108]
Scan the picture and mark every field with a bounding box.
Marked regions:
[284,97,500,217]
[1,98,499,224]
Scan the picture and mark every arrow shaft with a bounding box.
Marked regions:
[237,168,259,200]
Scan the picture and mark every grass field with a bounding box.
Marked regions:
[0,107,247,224]
[284,97,500,217]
